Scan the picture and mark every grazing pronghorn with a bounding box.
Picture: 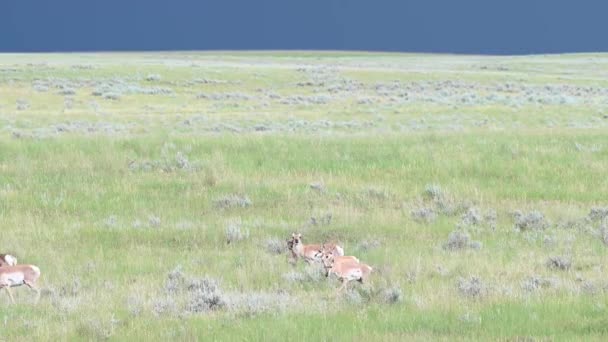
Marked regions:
[0,254,18,267]
[0,264,41,304]
[320,250,372,293]
[288,233,344,264]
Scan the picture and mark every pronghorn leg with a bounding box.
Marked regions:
[338,278,348,294]
[2,286,16,304]
[24,281,40,304]
[288,252,297,265]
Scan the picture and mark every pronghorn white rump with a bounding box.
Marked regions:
[0,264,41,304]
[287,233,344,264]
[0,254,17,267]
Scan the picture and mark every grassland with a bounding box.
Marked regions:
[1,52,608,341]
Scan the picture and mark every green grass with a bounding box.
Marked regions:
[1,52,608,340]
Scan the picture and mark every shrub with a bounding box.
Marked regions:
[104,215,118,228]
[599,219,608,245]
[513,210,549,231]
[175,152,189,169]
[411,207,436,223]
[457,276,486,299]
[225,219,249,244]
[460,207,482,226]
[521,275,559,292]
[126,295,143,317]
[16,99,30,111]
[165,265,184,295]
[588,207,608,221]
[227,291,293,316]
[214,194,252,209]
[264,238,285,255]
[103,92,122,101]
[282,267,324,283]
[382,286,403,304]
[146,74,162,82]
[148,215,161,228]
[282,271,306,283]
[468,240,483,250]
[58,88,76,95]
[33,84,49,92]
[546,256,572,271]
[152,297,178,316]
[344,290,363,304]
[443,230,481,251]
[185,277,227,313]
[444,231,469,250]
[424,184,444,201]
[363,187,391,201]
[309,182,326,193]
[309,212,332,226]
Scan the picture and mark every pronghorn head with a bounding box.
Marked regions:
[313,244,326,261]
[291,233,302,246]
[319,248,335,269]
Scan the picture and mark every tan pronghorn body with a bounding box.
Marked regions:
[288,233,344,264]
[316,253,359,277]
[0,254,17,267]
[321,251,372,293]
[0,265,41,304]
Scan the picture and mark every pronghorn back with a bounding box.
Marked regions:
[331,259,372,282]
[0,264,42,304]
[289,233,345,264]
[321,250,373,286]
[0,264,41,286]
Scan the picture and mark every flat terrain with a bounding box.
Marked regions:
[1,52,608,340]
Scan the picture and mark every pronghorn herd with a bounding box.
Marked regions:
[1,233,364,304]
[287,233,373,293]
[0,253,42,304]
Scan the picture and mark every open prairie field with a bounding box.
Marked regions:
[1,52,608,340]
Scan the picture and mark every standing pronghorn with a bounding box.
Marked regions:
[320,250,372,294]
[288,233,344,264]
[0,254,18,267]
[314,245,359,277]
[0,264,41,304]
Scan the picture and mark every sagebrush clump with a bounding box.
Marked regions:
[185,277,227,313]
[546,256,572,271]
[443,230,482,251]
[513,210,550,231]
[264,237,286,255]
[225,219,249,244]
[214,194,252,209]
[457,276,487,299]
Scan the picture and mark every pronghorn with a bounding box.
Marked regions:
[320,250,372,293]
[288,233,344,264]
[0,264,41,304]
[0,254,18,267]
[314,245,359,277]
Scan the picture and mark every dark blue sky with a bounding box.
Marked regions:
[1,0,607,54]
